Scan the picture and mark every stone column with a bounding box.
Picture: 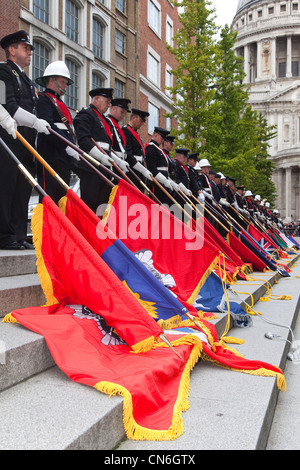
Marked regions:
[257,40,262,80]
[271,37,276,79]
[243,44,250,83]
[285,167,292,219]
[286,35,292,78]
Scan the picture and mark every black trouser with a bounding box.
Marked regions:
[0,144,36,247]
[37,159,71,205]
[79,168,113,214]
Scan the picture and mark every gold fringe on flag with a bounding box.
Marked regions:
[94,339,202,441]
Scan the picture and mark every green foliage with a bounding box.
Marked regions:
[166,0,278,204]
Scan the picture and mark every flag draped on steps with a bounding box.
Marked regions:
[102,179,222,306]
[59,188,192,321]
[3,191,287,441]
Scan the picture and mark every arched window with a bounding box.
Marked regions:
[66,0,79,42]
[92,72,105,89]
[93,17,105,59]
[65,58,79,110]
[32,41,50,90]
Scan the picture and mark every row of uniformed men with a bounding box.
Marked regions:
[0,30,278,250]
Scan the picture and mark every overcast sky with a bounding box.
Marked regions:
[211,0,239,27]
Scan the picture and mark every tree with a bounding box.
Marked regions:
[166,0,220,151]
[204,25,277,202]
[166,3,277,203]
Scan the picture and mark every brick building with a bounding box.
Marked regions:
[0,0,180,138]
[0,0,140,117]
[139,0,180,144]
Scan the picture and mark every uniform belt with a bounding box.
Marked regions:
[54,122,69,131]
[157,166,168,171]
[113,150,125,160]
[134,155,144,162]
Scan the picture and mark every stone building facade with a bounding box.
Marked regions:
[0,0,140,117]
[233,0,300,221]
[138,0,180,143]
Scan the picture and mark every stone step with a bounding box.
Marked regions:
[0,250,37,278]
[0,273,46,318]
[0,367,125,450]
[0,248,299,449]
[118,252,300,451]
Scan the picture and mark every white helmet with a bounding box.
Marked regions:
[265,202,270,208]
[199,158,211,168]
[194,162,202,171]
[35,61,73,87]
[255,194,261,201]
[218,172,226,179]
[245,190,254,197]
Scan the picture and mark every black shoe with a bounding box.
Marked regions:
[0,241,25,250]
[22,241,34,249]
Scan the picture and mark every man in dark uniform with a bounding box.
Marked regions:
[35,61,79,204]
[106,98,131,173]
[173,148,190,190]
[145,126,174,204]
[122,108,152,185]
[235,185,245,209]
[73,87,114,213]
[186,153,202,199]
[0,30,49,249]
[162,135,176,182]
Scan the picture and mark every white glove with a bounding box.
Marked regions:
[232,200,240,211]
[169,179,179,192]
[203,190,213,200]
[13,107,50,134]
[219,198,230,207]
[197,192,205,203]
[89,145,113,167]
[111,152,129,173]
[179,182,191,196]
[65,146,80,161]
[0,105,16,138]
[132,161,153,181]
[155,172,172,190]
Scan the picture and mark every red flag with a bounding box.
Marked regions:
[227,231,270,272]
[31,195,162,352]
[103,179,221,306]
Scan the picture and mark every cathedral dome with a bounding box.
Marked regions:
[235,0,262,16]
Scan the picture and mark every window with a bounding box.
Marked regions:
[92,72,105,89]
[292,61,299,77]
[268,7,274,14]
[115,30,126,55]
[33,0,49,23]
[278,62,286,77]
[115,79,125,98]
[258,10,262,17]
[93,18,104,59]
[148,0,160,36]
[116,0,126,14]
[293,3,299,10]
[66,0,79,43]
[32,41,50,90]
[65,59,79,110]
[280,4,287,12]
[165,66,173,95]
[147,50,160,86]
[148,102,159,134]
[166,17,173,46]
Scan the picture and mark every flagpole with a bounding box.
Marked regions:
[90,138,163,206]
[91,138,140,190]
[0,137,47,199]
